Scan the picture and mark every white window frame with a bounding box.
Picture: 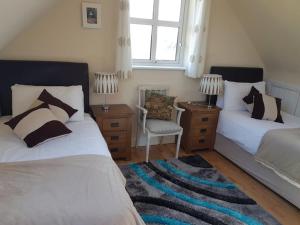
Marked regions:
[130,0,187,67]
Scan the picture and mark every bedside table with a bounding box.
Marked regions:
[178,102,220,153]
[90,104,134,160]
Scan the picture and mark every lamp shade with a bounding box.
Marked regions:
[199,74,223,95]
[94,72,119,94]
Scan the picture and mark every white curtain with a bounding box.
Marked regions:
[116,0,132,79]
[184,0,212,78]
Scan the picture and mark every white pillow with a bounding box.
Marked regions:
[12,85,84,121]
[216,96,224,109]
[223,81,265,111]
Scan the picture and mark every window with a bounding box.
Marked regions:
[130,0,186,67]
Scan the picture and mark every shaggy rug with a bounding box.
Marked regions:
[120,155,280,225]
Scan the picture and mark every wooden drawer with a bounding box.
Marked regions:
[102,118,128,131]
[192,113,217,127]
[103,131,127,145]
[190,134,212,149]
[108,143,131,159]
[191,125,213,137]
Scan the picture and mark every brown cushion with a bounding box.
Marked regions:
[32,89,78,123]
[144,90,175,121]
[5,103,72,147]
[252,93,283,123]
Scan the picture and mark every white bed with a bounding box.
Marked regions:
[215,110,300,208]
[217,110,300,155]
[0,113,111,163]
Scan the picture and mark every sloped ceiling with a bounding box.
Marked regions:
[0,0,59,51]
[228,0,300,73]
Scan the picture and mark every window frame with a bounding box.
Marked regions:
[130,0,187,67]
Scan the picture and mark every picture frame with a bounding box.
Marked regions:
[82,2,101,29]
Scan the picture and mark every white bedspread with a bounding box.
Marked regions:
[0,114,111,163]
[217,110,300,154]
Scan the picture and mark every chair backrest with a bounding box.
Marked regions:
[137,85,170,121]
[138,85,170,107]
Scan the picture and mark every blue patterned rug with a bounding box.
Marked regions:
[120,155,280,225]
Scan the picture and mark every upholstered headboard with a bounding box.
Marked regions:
[210,66,263,83]
[0,60,89,116]
[208,66,264,104]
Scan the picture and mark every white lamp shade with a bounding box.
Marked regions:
[94,72,119,94]
[199,74,223,95]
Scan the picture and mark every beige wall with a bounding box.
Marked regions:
[0,0,263,144]
[0,0,263,107]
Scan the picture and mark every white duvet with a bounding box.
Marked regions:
[217,110,300,154]
[0,114,111,163]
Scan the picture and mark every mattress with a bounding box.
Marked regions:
[0,113,111,163]
[217,110,300,154]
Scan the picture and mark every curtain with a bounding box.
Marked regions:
[116,0,132,79]
[184,0,212,78]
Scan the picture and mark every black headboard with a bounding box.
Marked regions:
[208,66,264,105]
[0,60,89,116]
[210,66,263,83]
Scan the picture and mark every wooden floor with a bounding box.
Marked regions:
[117,144,300,225]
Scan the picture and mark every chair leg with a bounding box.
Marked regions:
[159,136,163,145]
[176,133,182,159]
[146,135,151,163]
[135,125,139,148]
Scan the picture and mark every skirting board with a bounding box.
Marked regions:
[214,133,300,209]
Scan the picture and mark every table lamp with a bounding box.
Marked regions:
[94,72,118,111]
[199,74,223,108]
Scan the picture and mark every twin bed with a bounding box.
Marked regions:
[0,60,145,225]
[212,67,300,209]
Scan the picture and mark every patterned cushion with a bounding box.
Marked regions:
[146,119,182,134]
[144,90,175,121]
[5,103,72,147]
[252,93,283,123]
[32,89,78,123]
[243,86,260,113]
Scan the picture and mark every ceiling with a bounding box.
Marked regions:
[228,0,300,74]
[0,0,59,50]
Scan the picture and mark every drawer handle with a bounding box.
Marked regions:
[111,136,119,141]
[110,148,119,153]
[199,139,206,143]
[202,117,209,122]
[200,128,207,133]
[111,122,120,128]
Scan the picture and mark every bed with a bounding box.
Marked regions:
[211,66,300,209]
[0,60,145,225]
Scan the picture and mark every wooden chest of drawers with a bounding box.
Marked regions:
[178,102,220,153]
[90,104,134,160]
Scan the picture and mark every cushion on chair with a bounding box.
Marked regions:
[146,119,182,134]
[144,90,176,121]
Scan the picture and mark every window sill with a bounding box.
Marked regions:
[132,65,186,71]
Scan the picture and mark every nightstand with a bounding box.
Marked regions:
[178,102,220,153]
[90,104,134,160]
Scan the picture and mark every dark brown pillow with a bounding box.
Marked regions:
[243,86,260,113]
[252,93,283,123]
[32,89,78,123]
[5,103,72,147]
[144,90,176,121]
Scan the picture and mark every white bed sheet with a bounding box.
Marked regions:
[0,113,111,163]
[217,110,300,154]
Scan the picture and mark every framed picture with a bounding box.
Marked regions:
[82,2,101,29]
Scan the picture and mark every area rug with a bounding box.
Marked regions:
[120,155,280,225]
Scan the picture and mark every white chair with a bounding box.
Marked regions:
[136,85,185,162]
